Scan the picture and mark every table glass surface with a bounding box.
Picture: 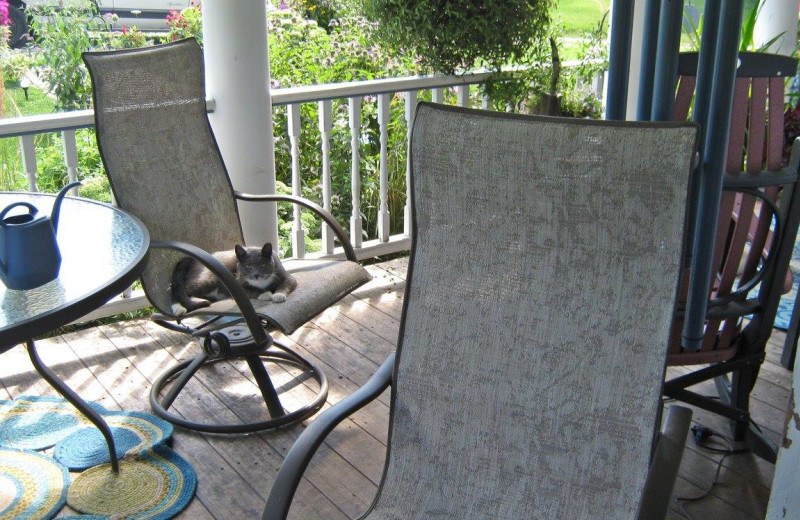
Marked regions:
[0,193,148,333]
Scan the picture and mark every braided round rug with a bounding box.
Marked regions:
[67,445,196,520]
[0,449,69,520]
[0,396,104,451]
[55,412,173,471]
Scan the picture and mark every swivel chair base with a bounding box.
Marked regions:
[149,324,328,434]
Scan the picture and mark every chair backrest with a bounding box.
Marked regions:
[669,52,798,363]
[84,38,244,313]
[373,103,697,519]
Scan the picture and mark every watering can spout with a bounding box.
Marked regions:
[50,181,82,233]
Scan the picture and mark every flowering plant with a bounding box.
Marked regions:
[0,0,9,26]
[0,0,9,47]
[167,1,202,44]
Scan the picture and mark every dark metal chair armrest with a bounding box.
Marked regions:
[723,167,800,190]
[705,297,761,320]
[637,405,692,520]
[262,353,395,520]
[150,240,270,348]
[234,191,358,261]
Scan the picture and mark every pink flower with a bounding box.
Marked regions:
[0,0,9,26]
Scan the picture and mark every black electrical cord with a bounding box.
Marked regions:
[675,423,748,519]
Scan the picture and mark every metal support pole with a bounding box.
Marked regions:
[636,0,662,121]
[682,0,744,351]
[650,0,684,121]
[605,0,635,120]
[682,0,722,270]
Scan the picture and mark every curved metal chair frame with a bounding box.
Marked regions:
[83,39,371,433]
[264,103,699,520]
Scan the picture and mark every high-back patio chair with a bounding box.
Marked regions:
[83,38,372,433]
[666,52,800,462]
[262,103,698,520]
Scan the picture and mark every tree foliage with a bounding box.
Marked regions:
[363,0,554,74]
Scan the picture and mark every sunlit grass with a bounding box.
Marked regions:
[2,79,57,190]
[554,0,611,36]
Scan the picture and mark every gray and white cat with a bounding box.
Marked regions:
[170,242,297,315]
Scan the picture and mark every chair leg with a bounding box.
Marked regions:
[726,367,778,463]
[247,354,286,419]
[667,357,777,462]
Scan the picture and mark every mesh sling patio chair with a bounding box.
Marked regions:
[665,52,800,462]
[261,103,698,520]
[82,38,372,433]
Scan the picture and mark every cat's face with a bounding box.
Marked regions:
[235,243,277,289]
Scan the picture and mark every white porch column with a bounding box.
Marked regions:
[754,0,799,56]
[202,0,279,249]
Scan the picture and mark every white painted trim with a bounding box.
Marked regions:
[70,291,150,324]
[766,350,800,518]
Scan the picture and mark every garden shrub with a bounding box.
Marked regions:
[30,1,104,110]
[166,2,203,45]
[266,7,415,238]
[363,0,554,74]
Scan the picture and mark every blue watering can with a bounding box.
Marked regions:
[0,181,82,290]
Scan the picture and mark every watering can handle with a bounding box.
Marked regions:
[0,202,38,225]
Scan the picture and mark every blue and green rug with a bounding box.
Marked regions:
[774,237,800,330]
[0,396,195,520]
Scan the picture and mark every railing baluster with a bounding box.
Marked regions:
[20,135,38,192]
[482,94,490,110]
[61,130,80,195]
[457,85,470,107]
[288,103,305,258]
[348,97,363,248]
[378,93,391,242]
[432,88,444,104]
[318,100,334,254]
[404,90,417,237]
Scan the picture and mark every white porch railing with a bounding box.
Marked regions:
[0,67,603,320]
[271,69,501,261]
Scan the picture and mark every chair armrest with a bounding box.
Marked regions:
[150,240,271,349]
[705,297,761,320]
[234,191,358,261]
[637,405,692,520]
[262,353,395,520]
[673,297,761,322]
[723,167,799,190]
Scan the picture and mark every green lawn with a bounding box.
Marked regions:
[3,80,56,118]
[2,78,57,191]
[554,0,612,36]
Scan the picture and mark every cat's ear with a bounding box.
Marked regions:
[235,245,248,261]
[261,242,273,258]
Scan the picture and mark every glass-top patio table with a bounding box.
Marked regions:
[0,192,150,472]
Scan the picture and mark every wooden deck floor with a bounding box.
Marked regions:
[0,257,793,519]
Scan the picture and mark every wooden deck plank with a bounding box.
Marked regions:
[136,320,375,519]
[1,258,794,519]
[64,323,265,520]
